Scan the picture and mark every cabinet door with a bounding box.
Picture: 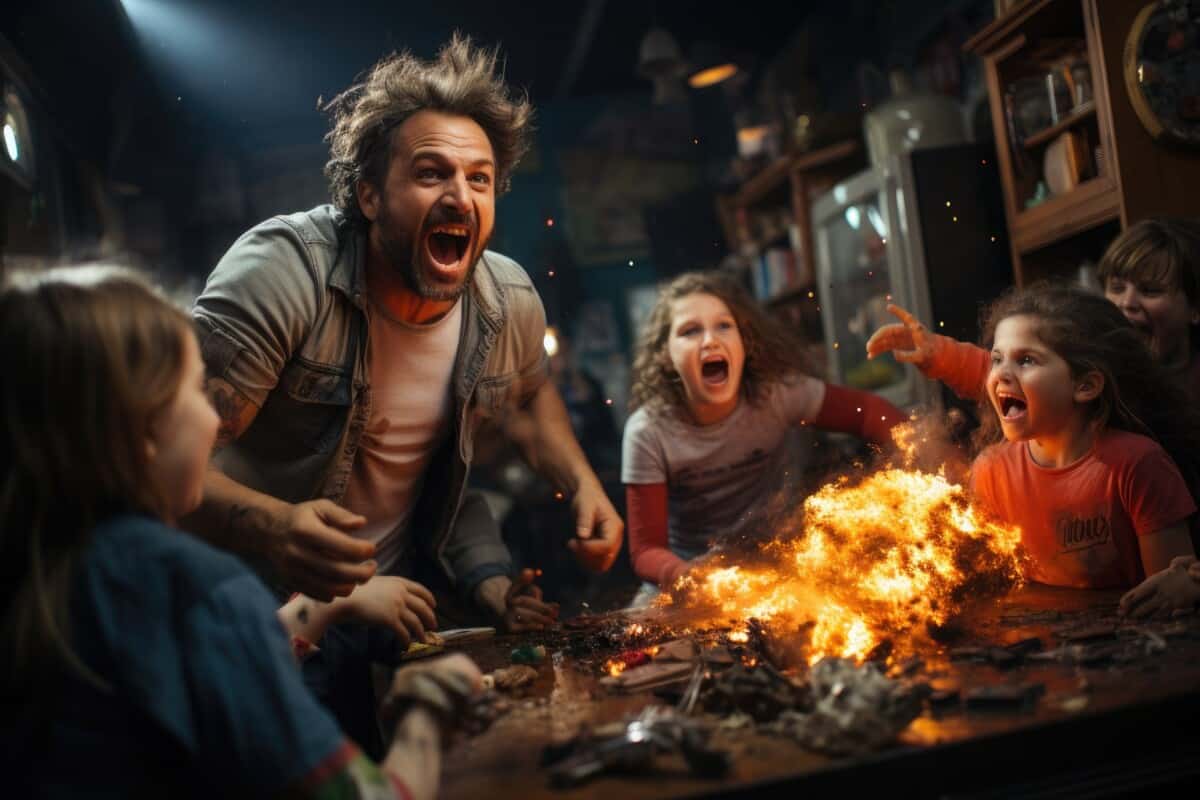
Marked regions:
[887,156,940,410]
[814,169,911,405]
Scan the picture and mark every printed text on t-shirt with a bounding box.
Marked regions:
[1055,512,1111,553]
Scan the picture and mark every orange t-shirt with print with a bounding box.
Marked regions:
[969,429,1196,588]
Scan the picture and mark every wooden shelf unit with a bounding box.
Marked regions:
[1010,175,1120,253]
[965,0,1200,286]
[715,139,864,286]
[1022,99,1095,148]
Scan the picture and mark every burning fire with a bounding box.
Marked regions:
[604,643,661,676]
[662,424,1025,664]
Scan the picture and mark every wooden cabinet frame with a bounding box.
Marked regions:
[966,0,1200,285]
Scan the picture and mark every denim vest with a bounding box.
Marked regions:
[193,205,548,592]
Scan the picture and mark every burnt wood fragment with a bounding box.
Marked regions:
[964,683,1044,709]
[929,687,962,706]
[949,646,988,661]
[700,663,810,722]
[1058,623,1118,642]
[985,647,1021,669]
[1004,636,1044,655]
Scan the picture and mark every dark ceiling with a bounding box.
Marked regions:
[3,0,817,162]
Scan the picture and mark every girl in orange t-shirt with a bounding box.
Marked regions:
[867,285,1200,615]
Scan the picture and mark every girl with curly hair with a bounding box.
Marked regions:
[867,284,1200,617]
[622,270,905,605]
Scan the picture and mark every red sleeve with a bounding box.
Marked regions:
[927,335,990,401]
[292,740,415,799]
[813,383,905,445]
[626,483,686,587]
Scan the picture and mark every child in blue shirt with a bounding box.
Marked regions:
[0,266,477,800]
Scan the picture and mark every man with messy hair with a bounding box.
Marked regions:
[186,34,623,746]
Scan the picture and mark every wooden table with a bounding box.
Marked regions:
[440,586,1200,798]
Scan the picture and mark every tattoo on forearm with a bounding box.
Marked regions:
[226,504,252,538]
[206,377,251,446]
[223,503,287,560]
[225,503,278,540]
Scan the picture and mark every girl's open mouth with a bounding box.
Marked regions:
[425,224,472,271]
[701,357,729,386]
[998,395,1027,420]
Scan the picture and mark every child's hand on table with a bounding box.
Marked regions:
[1120,556,1200,619]
[340,575,439,647]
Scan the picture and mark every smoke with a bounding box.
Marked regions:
[704,407,976,562]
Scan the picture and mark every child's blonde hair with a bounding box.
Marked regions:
[629,270,809,413]
[0,266,195,701]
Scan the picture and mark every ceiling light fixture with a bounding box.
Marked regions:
[687,41,739,89]
[0,87,35,188]
[637,26,688,105]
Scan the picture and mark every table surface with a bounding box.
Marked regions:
[439,585,1200,799]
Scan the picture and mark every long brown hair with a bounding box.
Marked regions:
[629,270,809,414]
[324,32,535,225]
[0,266,194,699]
[972,283,1200,491]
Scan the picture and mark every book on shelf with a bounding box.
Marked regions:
[751,247,801,302]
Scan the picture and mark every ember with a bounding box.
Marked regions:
[660,423,1027,664]
[603,649,652,677]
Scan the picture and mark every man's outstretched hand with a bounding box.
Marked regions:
[501,568,560,632]
[567,479,624,573]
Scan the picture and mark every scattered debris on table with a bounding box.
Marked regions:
[767,658,924,755]
[699,661,809,722]
[435,627,496,646]
[510,644,547,664]
[487,665,539,692]
[451,596,1200,787]
[542,706,730,787]
[962,682,1046,709]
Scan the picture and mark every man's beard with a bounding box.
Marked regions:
[377,216,485,302]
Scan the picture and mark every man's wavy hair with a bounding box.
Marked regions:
[324,32,534,226]
[972,283,1200,495]
[630,271,810,415]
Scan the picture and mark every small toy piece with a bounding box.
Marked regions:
[510,644,547,664]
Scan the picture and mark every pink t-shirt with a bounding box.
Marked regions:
[970,429,1196,588]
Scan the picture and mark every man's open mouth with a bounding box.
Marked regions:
[425,224,472,269]
[998,394,1027,420]
[701,356,729,386]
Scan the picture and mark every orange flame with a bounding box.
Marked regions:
[662,425,1024,664]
